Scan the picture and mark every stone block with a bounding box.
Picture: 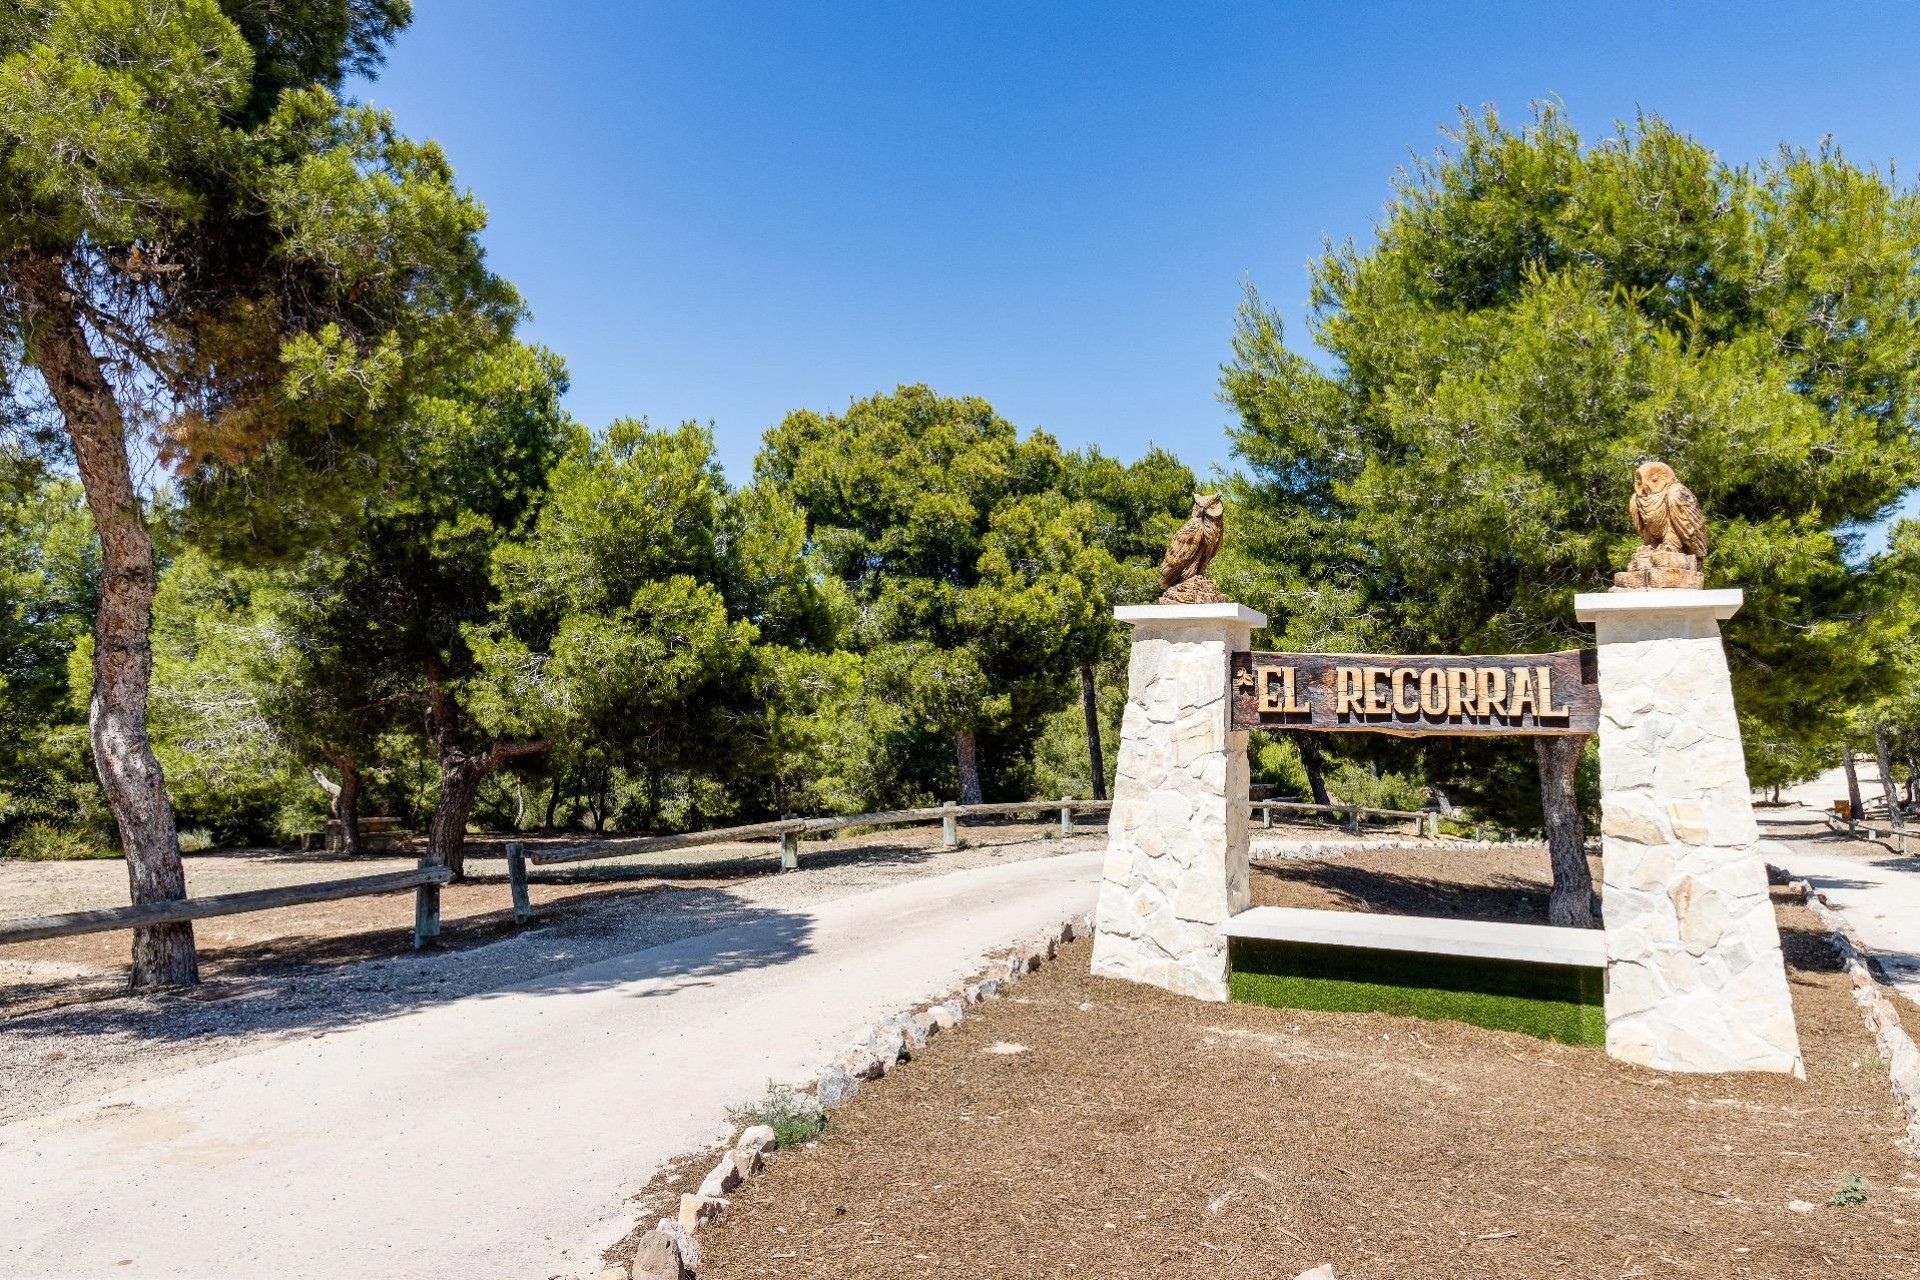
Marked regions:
[734,1124,778,1156]
[1587,590,1801,1076]
[631,1229,685,1280]
[698,1156,743,1199]
[677,1193,725,1233]
[815,1065,859,1107]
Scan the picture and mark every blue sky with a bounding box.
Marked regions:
[361,2,1920,531]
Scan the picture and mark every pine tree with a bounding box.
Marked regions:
[1,1,513,983]
[1223,106,1920,924]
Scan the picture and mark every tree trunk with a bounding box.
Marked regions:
[427,762,486,879]
[955,729,983,805]
[309,764,341,814]
[327,753,365,855]
[1295,733,1332,808]
[423,676,547,878]
[312,756,364,855]
[1844,750,1864,828]
[1080,663,1107,802]
[12,251,196,987]
[544,769,563,829]
[1535,735,1594,928]
[1875,724,1903,833]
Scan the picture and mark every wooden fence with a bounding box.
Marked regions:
[0,862,453,950]
[530,797,1117,868]
[0,793,1434,953]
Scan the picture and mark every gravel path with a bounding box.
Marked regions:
[0,850,1107,1280]
[0,826,1101,1125]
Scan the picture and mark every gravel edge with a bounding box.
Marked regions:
[1775,868,1920,1152]
[598,910,1096,1280]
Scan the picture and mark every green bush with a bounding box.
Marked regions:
[3,821,119,861]
[726,1084,825,1148]
[177,828,214,853]
[1248,732,1311,798]
[1325,760,1427,812]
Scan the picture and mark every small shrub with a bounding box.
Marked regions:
[4,822,119,861]
[1859,1048,1888,1077]
[726,1083,825,1148]
[177,828,214,853]
[1829,1172,1868,1207]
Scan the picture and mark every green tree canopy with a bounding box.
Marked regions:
[1,0,514,984]
[272,338,576,874]
[759,385,1115,803]
[1223,105,1920,808]
[489,418,832,829]
[0,455,94,848]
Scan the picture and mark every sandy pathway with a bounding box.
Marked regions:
[0,850,1102,1280]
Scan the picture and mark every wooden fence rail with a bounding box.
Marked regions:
[1,794,1439,952]
[530,798,1118,866]
[0,864,452,948]
[1826,811,1913,854]
[1252,799,1440,836]
[532,794,1433,868]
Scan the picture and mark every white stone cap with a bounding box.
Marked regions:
[1114,603,1268,627]
[1573,588,1742,623]
[1222,905,1607,968]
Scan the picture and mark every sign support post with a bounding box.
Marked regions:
[1576,589,1803,1076]
[1091,602,1264,1001]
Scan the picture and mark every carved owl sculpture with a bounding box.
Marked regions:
[1630,461,1708,560]
[1158,492,1225,599]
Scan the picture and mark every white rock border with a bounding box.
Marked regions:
[606,910,1097,1278]
[1779,871,1920,1152]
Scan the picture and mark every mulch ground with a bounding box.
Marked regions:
[682,856,1920,1280]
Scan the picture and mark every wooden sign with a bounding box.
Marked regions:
[1229,649,1598,736]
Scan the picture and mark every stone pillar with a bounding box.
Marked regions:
[1574,589,1803,1076]
[1090,603,1265,1001]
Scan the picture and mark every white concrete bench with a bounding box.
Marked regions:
[1223,906,1607,969]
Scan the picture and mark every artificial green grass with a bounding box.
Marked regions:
[1228,936,1606,1046]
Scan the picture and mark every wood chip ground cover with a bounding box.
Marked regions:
[688,852,1920,1279]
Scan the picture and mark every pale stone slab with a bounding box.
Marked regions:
[1091,606,1257,1001]
[1586,589,1803,1076]
[1224,906,1607,968]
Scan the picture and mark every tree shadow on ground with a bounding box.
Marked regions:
[1777,920,1846,976]
[0,884,812,1045]
[1252,862,1604,928]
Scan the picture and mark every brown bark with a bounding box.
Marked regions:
[1874,724,1903,834]
[955,729,983,806]
[1844,750,1864,829]
[318,751,365,854]
[1535,735,1594,928]
[11,251,196,987]
[1294,733,1332,808]
[423,676,547,878]
[1080,663,1107,802]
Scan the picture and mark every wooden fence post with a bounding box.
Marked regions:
[942,801,958,850]
[505,841,531,925]
[1347,808,1361,835]
[413,857,441,950]
[1262,803,1272,829]
[1060,798,1074,836]
[780,827,800,871]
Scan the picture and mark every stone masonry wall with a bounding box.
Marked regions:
[1592,605,1804,1075]
[1090,616,1252,1001]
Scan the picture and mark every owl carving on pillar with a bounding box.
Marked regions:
[1614,461,1708,590]
[1157,493,1228,604]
